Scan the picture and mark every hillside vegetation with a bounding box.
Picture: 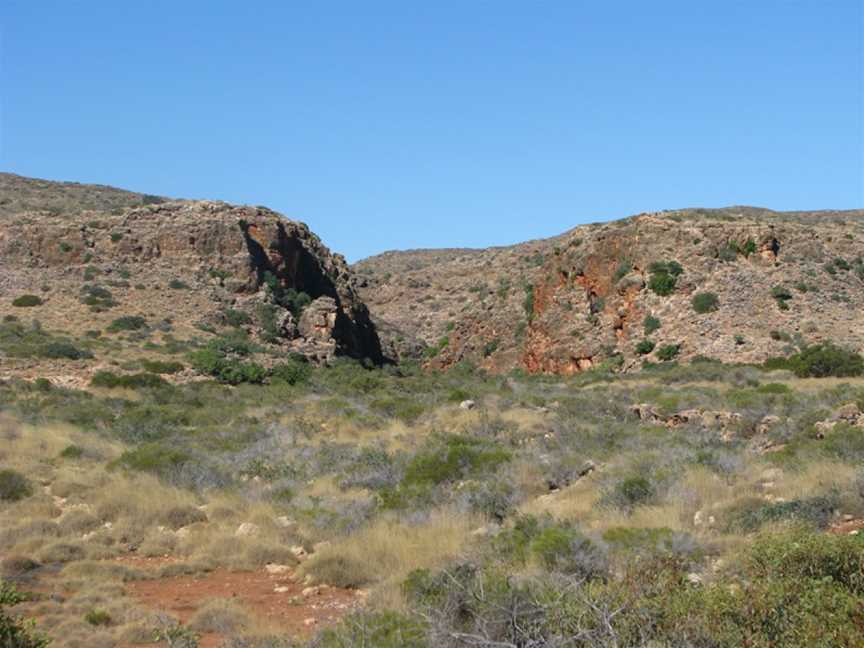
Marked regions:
[1,175,863,646]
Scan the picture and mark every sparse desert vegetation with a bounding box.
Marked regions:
[2,336,864,645]
[1,174,863,646]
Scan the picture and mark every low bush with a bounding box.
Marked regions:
[723,493,839,532]
[113,443,192,478]
[140,359,184,374]
[317,610,427,648]
[691,292,719,313]
[41,341,92,360]
[59,444,85,459]
[370,396,425,423]
[635,339,655,355]
[656,344,680,361]
[107,315,147,332]
[270,358,311,386]
[80,283,115,310]
[772,342,864,378]
[529,524,608,578]
[772,285,793,310]
[84,609,112,626]
[222,308,252,327]
[0,582,49,648]
[188,345,266,385]
[403,435,510,488]
[603,475,656,512]
[0,469,32,502]
[90,371,167,389]
[647,261,683,296]
[11,295,42,307]
[643,315,661,335]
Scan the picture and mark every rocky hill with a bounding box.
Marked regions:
[354,207,864,373]
[0,173,383,383]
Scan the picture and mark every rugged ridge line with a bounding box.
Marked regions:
[354,207,864,373]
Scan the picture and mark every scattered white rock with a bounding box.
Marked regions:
[235,522,261,538]
[265,563,291,575]
[290,545,309,561]
[303,618,317,627]
[686,573,703,585]
[275,516,296,529]
[302,586,320,597]
[274,586,291,593]
[459,400,476,410]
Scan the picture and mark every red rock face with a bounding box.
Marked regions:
[356,208,864,374]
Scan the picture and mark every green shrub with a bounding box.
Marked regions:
[270,358,311,386]
[656,344,680,361]
[59,445,85,459]
[648,272,676,296]
[42,341,92,360]
[263,272,312,318]
[523,284,535,320]
[0,582,49,648]
[114,443,191,478]
[635,339,655,355]
[0,469,32,502]
[12,295,43,308]
[482,339,500,357]
[783,342,864,378]
[107,316,147,332]
[140,359,184,374]
[110,232,123,242]
[255,303,281,342]
[91,371,167,389]
[403,436,510,488]
[529,525,607,578]
[317,611,427,648]
[0,321,92,360]
[84,609,112,626]
[223,308,251,327]
[723,494,839,532]
[613,259,633,282]
[746,528,864,593]
[772,285,793,310]
[691,292,719,313]
[188,346,266,385]
[604,475,656,512]
[168,279,190,290]
[643,315,661,335]
[370,396,425,423]
[80,284,115,310]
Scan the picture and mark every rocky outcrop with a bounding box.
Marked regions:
[355,206,864,374]
[0,174,384,366]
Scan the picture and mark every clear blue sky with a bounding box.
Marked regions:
[1,1,861,261]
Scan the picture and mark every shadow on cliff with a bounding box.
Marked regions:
[239,220,385,365]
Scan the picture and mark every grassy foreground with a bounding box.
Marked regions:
[1,324,864,646]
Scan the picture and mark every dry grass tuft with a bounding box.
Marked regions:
[300,508,479,593]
